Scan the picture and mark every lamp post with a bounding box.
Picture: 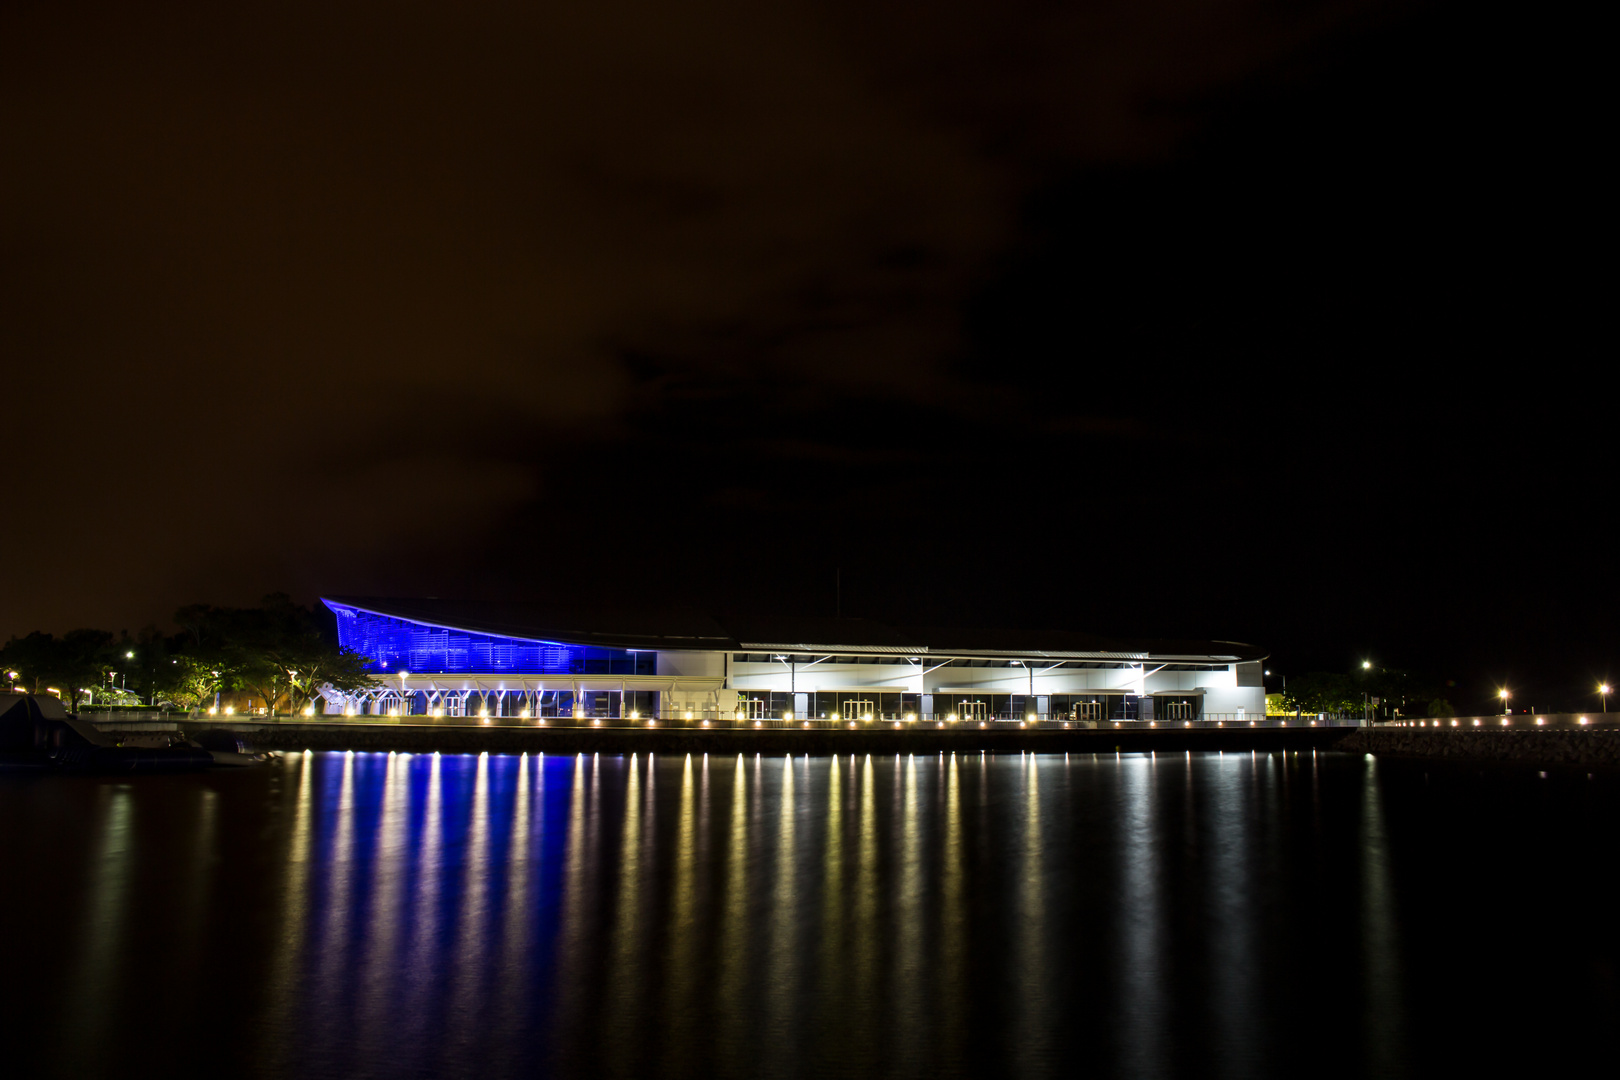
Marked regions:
[1499,688,1510,717]
[6,671,17,692]
[1601,684,1611,713]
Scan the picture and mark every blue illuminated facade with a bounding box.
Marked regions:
[327,602,655,676]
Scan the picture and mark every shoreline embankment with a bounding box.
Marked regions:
[1337,727,1620,770]
[84,720,1620,769]
[180,720,1350,756]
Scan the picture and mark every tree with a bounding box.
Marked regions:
[160,655,231,710]
[0,631,59,694]
[177,594,372,714]
[171,602,247,709]
[0,629,115,713]
[1281,671,1359,716]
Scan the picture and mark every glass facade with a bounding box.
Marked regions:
[328,603,656,676]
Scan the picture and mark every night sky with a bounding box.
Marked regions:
[3,0,1602,712]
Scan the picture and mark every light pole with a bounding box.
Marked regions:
[6,671,17,692]
[1499,688,1511,717]
[1601,684,1611,713]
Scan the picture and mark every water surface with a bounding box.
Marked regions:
[3,750,1615,1078]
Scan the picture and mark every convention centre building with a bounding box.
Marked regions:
[319,597,1267,725]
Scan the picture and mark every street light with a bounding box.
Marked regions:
[1499,688,1511,716]
[1601,684,1612,713]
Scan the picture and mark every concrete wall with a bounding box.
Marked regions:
[657,650,724,678]
[1201,686,1266,715]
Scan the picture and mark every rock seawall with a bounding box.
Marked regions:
[1339,728,1620,768]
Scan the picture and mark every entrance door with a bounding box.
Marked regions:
[1162,700,1193,720]
[959,700,988,723]
[845,699,876,721]
[1076,700,1104,722]
[741,697,765,720]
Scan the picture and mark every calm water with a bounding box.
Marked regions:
[2,750,1616,1078]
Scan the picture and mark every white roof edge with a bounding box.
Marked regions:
[737,642,930,654]
[735,643,1240,663]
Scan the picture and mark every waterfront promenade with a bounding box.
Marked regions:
[120,717,1354,756]
[82,713,1620,768]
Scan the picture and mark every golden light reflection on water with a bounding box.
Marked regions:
[941,751,965,1060]
[1361,758,1405,1074]
[717,754,751,1074]
[1015,752,1050,1073]
[185,748,1442,1078]
[65,784,132,1075]
[1119,754,1168,1078]
[262,752,313,1073]
[663,753,699,1066]
[818,750,845,1032]
[850,753,877,1055]
[605,754,644,1076]
[895,753,922,1064]
[356,752,408,1063]
[763,754,799,1066]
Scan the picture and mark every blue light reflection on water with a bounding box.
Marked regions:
[6,749,1620,1079]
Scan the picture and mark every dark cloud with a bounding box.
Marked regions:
[2,0,1603,707]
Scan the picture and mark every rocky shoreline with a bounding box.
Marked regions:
[1338,728,1620,769]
